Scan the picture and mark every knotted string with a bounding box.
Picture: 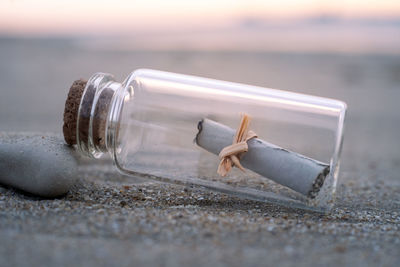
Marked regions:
[217,114,257,176]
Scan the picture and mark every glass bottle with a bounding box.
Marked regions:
[65,69,346,212]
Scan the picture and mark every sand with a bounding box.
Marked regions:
[0,43,399,266]
[0,132,399,267]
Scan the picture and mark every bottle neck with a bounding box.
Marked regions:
[76,73,124,158]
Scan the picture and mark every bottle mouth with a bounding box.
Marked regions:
[105,84,127,162]
[63,72,122,158]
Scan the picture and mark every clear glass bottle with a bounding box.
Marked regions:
[69,69,346,212]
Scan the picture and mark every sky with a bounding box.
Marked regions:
[1,0,400,35]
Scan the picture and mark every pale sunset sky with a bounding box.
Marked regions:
[1,0,400,35]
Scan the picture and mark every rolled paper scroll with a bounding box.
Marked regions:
[195,119,330,198]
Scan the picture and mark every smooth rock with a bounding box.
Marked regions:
[0,133,78,197]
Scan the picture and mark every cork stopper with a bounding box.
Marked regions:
[63,79,87,145]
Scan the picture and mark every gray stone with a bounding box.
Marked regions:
[0,133,78,197]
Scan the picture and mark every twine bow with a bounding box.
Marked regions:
[217,114,257,176]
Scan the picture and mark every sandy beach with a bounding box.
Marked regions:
[0,130,398,267]
[0,39,399,266]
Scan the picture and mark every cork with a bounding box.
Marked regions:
[63,79,87,145]
[63,79,114,151]
[92,88,114,149]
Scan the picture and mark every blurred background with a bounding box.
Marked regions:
[0,0,399,175]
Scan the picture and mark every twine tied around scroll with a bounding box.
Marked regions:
[217,114,257,176]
